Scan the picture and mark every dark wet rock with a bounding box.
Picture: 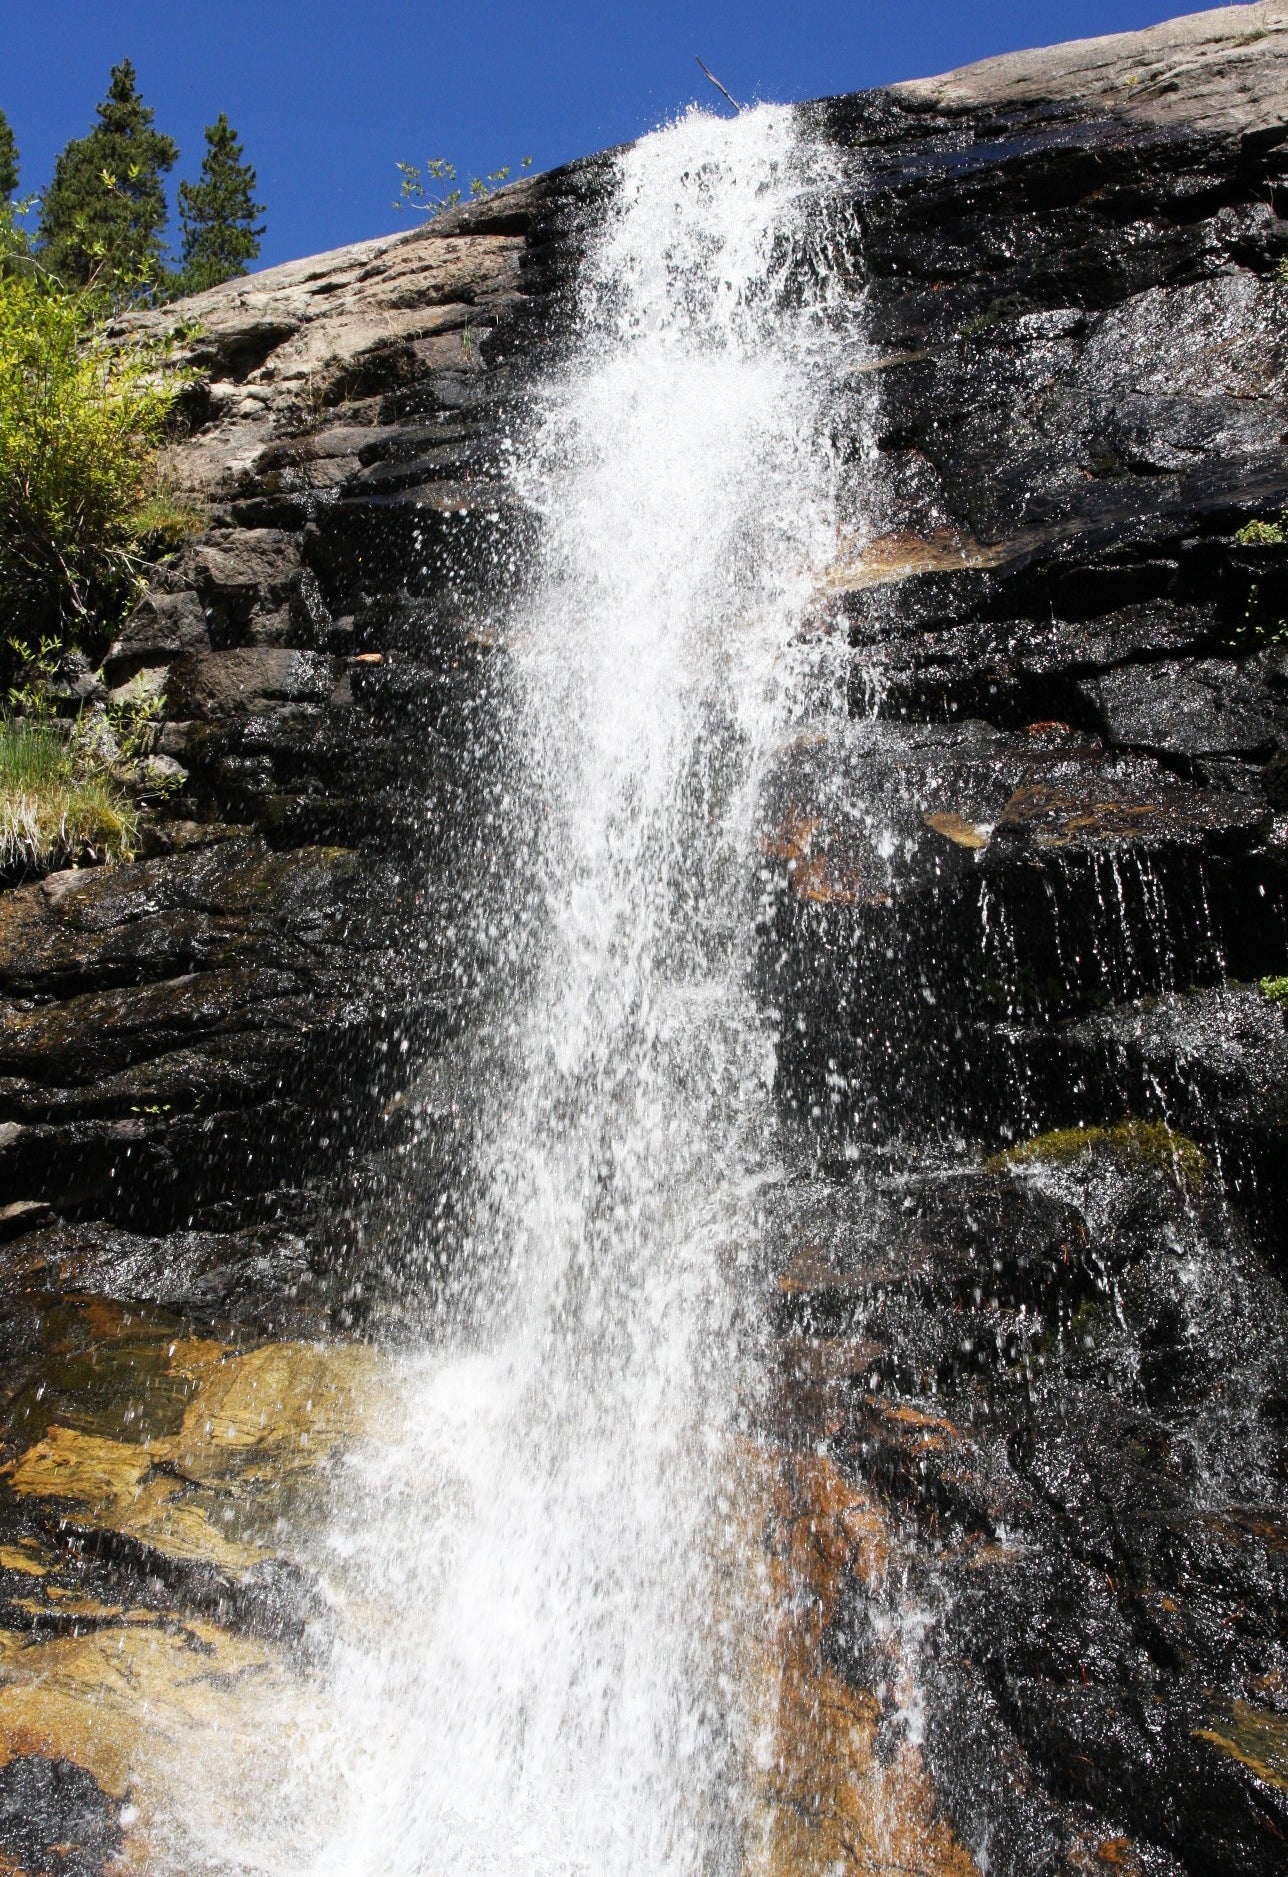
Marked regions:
[0,1216,322,1331]
[166,646,338,720]
[1087,655,1288,760]
[762,36,1288,1818]
[0,840,364,997]
[102,586,211,685]
[0,1755,122,1877]
[0,1201,55,1243]
[745,25,1288,1850]
[762,717,1284,1141]
[1016,983,1288,1258]
[41,653,108,718]
[0,835,469,1245]
[53,1522,328,1648]
[770,1124,1288,1875]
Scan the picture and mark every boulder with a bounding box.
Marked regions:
[1087,656,1288,758]
[166,647,336,720]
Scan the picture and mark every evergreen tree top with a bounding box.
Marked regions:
[0,110,17,200]
[38,60,177,296]
[99,61,164,134]
[86,59,179,176]
[177,114,265,297]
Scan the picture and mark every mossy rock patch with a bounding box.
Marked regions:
[991,1118,1209,1195]
[1195,1701,1288,1792]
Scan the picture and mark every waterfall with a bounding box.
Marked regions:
[171,103,858,1877]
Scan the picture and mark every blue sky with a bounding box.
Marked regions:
[4,0,1199,270]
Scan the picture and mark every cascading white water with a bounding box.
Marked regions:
[167,104,859,1877]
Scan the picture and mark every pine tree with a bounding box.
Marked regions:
[177,115,264,296]
[38,60,177,293]
[0,111,18,200]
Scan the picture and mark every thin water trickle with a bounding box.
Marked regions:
[164,106,863,1877]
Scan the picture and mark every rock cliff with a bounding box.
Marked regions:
[1,6,1288,1872]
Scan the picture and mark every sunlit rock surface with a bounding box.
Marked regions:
[2,5,1288,1873]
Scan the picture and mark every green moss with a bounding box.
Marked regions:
[1065,1294,1118,1355]
[991,1118,1209,1194]
[1261,976,1288,1008]
[1195,1702,1288,1793]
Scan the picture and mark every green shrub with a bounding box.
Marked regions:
[0,248,187,651]
[1228,513,1288,645]
[0,716,136,876]
[4,632,62,721]
[1261,976,1288,1008]
[395,154,532,218]
[0,272,174,637]
[1227,579,1288,651]
[1236,516,1288,547]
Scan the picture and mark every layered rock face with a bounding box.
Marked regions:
[1,6,1287,1873]
[1,176,601,1318]
[761,12,1288,1871]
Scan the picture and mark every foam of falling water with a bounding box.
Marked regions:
[161,104,858,1877]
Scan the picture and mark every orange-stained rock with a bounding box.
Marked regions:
[725,1440,979,1877]
[2,1339,383,1579]
[923,811,990,851]
[0,1327,395,1874]
[759,812,893,909]
[821,527,1019,594]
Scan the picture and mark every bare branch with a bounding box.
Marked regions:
[695,57,741,113]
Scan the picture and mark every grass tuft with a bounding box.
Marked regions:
[0,716,136,876]
[130,490,205,557]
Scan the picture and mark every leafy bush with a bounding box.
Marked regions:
[0,245,187,651]
[1236,516,1288,547]
[395,154,532,218]
[0,716,136,876]
[4,631,62,720]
